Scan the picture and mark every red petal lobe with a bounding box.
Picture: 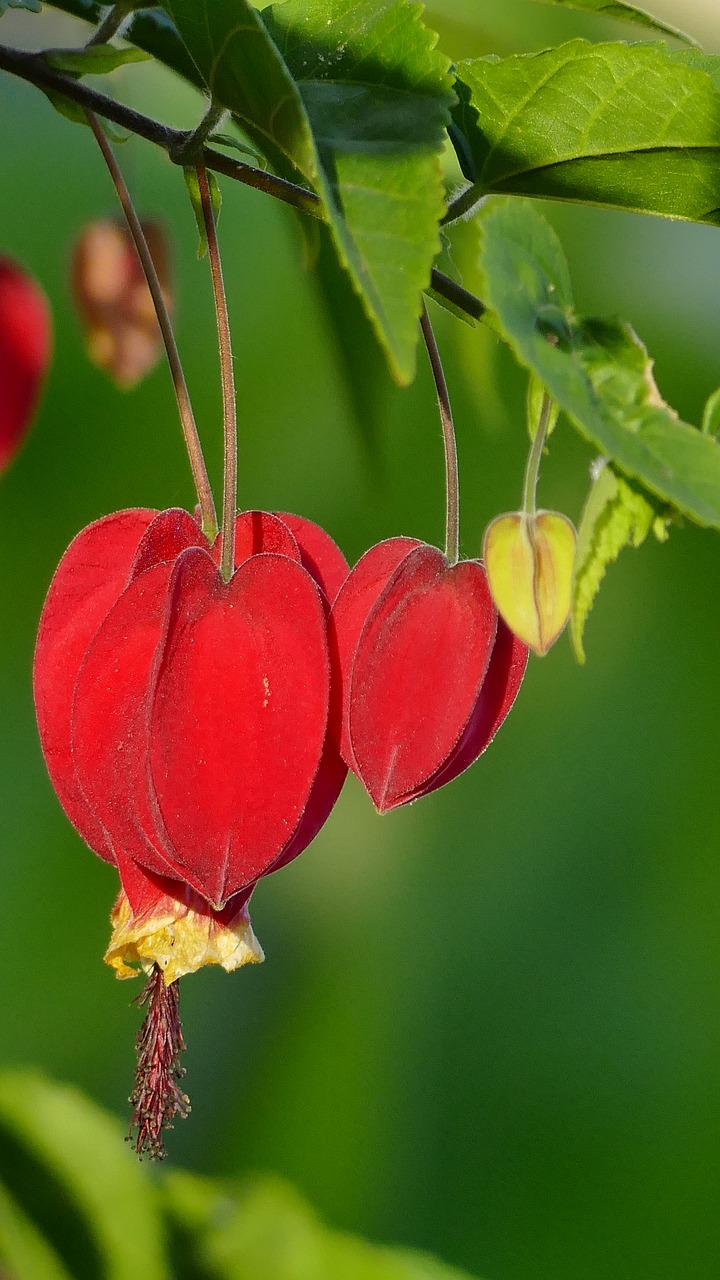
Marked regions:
[149,549,330,906]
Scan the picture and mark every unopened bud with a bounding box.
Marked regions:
[71,219,171,388]
[483,510,576,656]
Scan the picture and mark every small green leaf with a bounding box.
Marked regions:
[208,132,266,167]
[527,373,559,440]
[0,1071,168,1280]
[701,386,720,439]
[475,197,720,528]
[45,44,151,75]
[0,0,43,15]
[533,0,696,44]
[572,462,671,660]
[183,166,222,259]
[454,41,720,225]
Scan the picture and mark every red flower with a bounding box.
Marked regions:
[0,255,51,473]
[330,538,527,812]
[34,506,348,982]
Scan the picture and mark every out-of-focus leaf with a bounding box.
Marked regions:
[454,41,720,225]
[0,1071,168,1280]
[164,1172,481,1280]
[311,224,396,448]
[0,1180,70,1280]
[533,0,695,43]
[474,197,720,527]
[161,0,454,385]
[0,0,42,14]
[45,45,151,75]
[572,461,671,660]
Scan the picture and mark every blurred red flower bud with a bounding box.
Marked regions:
[0,255,52,473]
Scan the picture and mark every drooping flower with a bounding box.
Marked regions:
[330,538,527,812]
[0,255,52,473]
[34,505,348,1155]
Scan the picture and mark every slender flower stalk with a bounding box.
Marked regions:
[196,161,237,582]
[522,391,553,516]
[420,303,459,566]
[84,110,218,540]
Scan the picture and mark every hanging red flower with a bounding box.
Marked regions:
[34,506,348,1152]
[330,537,527,812]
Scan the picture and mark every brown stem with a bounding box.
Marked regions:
[196,162,237,582]
[420,303,460,566]
[85,110,218,539]
[129,965,190,1161]
[0,43,487,328]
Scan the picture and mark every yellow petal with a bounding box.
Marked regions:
[483,510,576,656]
[104,889,264,986]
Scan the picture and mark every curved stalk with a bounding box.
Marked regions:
[196,162,237,582]
[522,391,553,517]
[85,111,218,538]
[420,303,460,566]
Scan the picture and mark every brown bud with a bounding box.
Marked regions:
[71,219,171,388]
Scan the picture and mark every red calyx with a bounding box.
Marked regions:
[0,255,52,474]
[330,538,528,812]
[34,507,349,913]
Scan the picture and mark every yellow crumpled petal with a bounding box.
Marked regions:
[104,889,265,986]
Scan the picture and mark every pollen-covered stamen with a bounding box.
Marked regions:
[128,964,190,1161]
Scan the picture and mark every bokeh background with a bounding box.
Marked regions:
[2,2,720,1278]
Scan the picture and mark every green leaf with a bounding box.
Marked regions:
[45,45,151,75]
[0,1071,168,1280]
[454,41,720,225]
[572,461,671,660]
[162,0,455,384]
[474,196,720,527]
[533,0,696,44]
[164,1172,481,1280]
[183,166,222,259]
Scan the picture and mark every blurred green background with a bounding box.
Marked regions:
[2,2,720,1278]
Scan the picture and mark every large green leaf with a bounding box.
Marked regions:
[533,0,695,43]
[454,41,720,225]
[164,1171,481,1280]
[474,196,720,527]
[0,1071,168,1280]
[162,0,454,384]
